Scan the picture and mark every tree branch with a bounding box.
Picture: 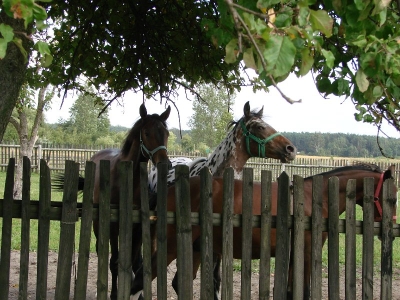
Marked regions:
[224,0,301,104]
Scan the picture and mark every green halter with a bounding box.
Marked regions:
[240,119,282,158]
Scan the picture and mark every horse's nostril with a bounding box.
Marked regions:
[287,145,295,153]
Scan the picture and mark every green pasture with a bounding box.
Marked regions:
[0,171,399,276]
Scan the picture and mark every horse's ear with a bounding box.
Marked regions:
[243,101,250,118]
[384,165,395,180]
[160,105,171,121]
[140,103,147,118]
[257,106,264,116]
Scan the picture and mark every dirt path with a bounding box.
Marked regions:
[7,251,400,299]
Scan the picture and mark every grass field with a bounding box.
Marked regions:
[0,169,399,274]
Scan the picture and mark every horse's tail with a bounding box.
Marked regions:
[52,173,85,192]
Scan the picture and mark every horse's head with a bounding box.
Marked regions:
[138,104,172,169]
[239,101,296,162]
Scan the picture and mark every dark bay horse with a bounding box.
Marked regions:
[54,103,171,299]
[148,101,297,192]
[131,164,397,299]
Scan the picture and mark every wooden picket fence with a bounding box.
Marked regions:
[1,144,400,185]
[0,157,399,299]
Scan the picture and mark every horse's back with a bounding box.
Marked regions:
[90,148,120,163]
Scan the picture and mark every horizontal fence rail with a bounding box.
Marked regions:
[0,158,398,299]
[0,144,399,186]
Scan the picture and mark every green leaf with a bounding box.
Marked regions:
[309,9,333,37]
[321,49,335,69]
[243,48,257,71]
[225,39,238,64]
[354,0,370,10]
[0,40,7,59]
[298,7,309,27]
[316,77,332,94]
[32,3,48,21]
[354,112,363,122]
[349,35,368,48]
[257,0,281,7]
[275,13,292,28]
[0,23,15,42]
[263,35,296,77]
[36,41,51,55]
[378,8,387,26]
[372,85,383,98]
[355,69,369,92]
[363,114,374,122]
[299,48,314,76]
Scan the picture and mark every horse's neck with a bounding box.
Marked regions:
[119,139,146,182]
[208,128,248,179]
[322,171,373,215]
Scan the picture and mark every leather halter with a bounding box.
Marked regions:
[373,172,396,222]
[240,119,281,158]
[140,131,168,165]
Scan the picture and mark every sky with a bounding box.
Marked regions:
[46,74,399,138]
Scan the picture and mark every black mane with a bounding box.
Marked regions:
[306,163,382,180]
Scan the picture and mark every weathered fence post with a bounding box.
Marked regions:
[221,168,234,300]
[156,162,168,300]
[175,164,193,298]
[311,175,323,299]
[292,174,305,299]
[362,177,375,299]
[140,162,152,298]
[97,160,111,300]
[55,160,80,300]
[199,167,213,300]
[74,161,96,300]
[381,178,396,300]
[273,171,291,300]
[345,179,357,300]
[118,161,134,299]
[259,170,272,300]
[328,176,340,300]
[0,158,15,299]
[241,168,253,300]
[19,156,31,300]
[36,159,52,300]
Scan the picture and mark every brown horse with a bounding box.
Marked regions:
[147,101,297,298]
[130,163,397,299]
[54,103,171,299]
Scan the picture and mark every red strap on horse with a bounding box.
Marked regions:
[373,172,384,222]
[374,172,397,222]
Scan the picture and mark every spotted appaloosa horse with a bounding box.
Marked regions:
[148,101,297,192]
[53,103,171,300]
[147,101,297,298]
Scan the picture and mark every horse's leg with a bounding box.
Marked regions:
[109,222,119,300]
[131,249,177,299]
[287,233,295,300]
[213,253,222,300]
[131,224,144,300]
[171,251,202,296]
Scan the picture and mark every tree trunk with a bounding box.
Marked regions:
[0,11,32,141]
[12,86,48,198]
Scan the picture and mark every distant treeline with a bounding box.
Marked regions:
[111,126,399,158]
[281,132,400,158]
